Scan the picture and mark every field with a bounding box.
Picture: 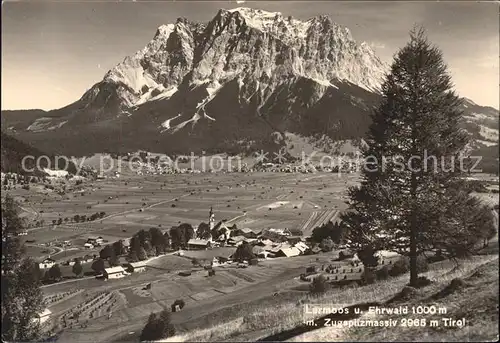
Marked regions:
[39,249,343,342]
[11,171,497,265]
[9,171,359,263]
[5,171,354,341]
[148,255,500,343]
[5,171,498,342]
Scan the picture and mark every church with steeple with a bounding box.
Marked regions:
[209,206,215,231]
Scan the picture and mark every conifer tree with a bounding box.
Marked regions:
[2,195,25,274]
[2,195,44,341]
[341,28,495,286]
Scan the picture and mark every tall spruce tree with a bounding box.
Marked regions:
[2,195,25,274]
[2,195,44,341]
[341,28,495,286]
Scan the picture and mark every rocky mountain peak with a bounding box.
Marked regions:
[87,7,388,112]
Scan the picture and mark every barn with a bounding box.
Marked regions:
[276,247,301,258]
[127,261,147,273]
[34,308,52,325]
[294,242,309,254]
[103,266,126,279]
[187,239,210,250]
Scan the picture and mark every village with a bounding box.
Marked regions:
[36,206,360,284]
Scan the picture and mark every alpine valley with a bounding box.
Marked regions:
[1,8,498,170]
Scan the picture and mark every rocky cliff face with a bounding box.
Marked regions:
[1,7,497,160]
[75,8,386,117]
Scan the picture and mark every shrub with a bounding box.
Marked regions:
[319,238,334,252]
[361,268,377,285]
[357,246,379,267]
[389,257,410,276]
[416,256,429,273]
[172,299,185,309]
[232,241,255,262]
[393,286,418,302]
[414,276,432,288]
[305,266,316,274]
[376,266,390,281]
[140,310,175,341]
[390,256,429,276]
[309,275,329,295]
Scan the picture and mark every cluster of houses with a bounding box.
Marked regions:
[187,217,316,261]
[83,236,104,249]
[39,254,97,270]
[39,258,57,270]
[254,160,360,174]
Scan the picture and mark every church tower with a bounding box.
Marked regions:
[209,206,215,231]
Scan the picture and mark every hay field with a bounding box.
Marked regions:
[14,172,356,261]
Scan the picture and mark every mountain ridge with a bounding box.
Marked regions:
[1,7,498,167]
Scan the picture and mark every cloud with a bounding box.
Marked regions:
[475,55,498,69]
[236,0,246,4]
[369,42,386,50]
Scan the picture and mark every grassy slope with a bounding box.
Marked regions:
[158,255,498,342]
[344,258,499,342]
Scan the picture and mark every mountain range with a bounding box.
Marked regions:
[1,7,498,171]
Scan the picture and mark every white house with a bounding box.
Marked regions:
[127,261,147,273]
[84,242,94,249]
[294,242,309,254]
[187,239,210,250]
[103,266,126,279]
[277,247,301,258]
[268,228,292,236]
[39,258,56,269]
[33,308,52,325]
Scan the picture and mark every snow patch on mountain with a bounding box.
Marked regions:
[172,113,201,133]
[27,118,67,132]
[160,114,182,131]
[204,113,216,121]
[227,7,312,39]
[206,81,222,96]
[99,23,181,107]
[307,77,339,89]
[137,86,179,105]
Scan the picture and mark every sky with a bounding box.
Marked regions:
[2,0,499,110]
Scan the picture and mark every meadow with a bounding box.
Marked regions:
[11,171,358,263]
[5,170,497,342]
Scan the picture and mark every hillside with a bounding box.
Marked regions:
[155,256,498,342]
[0,131,77,175]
